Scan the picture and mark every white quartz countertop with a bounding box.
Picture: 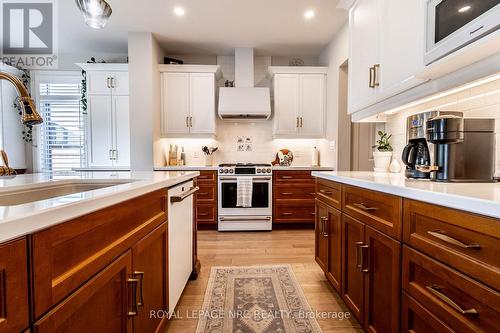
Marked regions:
[273,166,334,171]
[0,171,199,243]
[312,171,500,219]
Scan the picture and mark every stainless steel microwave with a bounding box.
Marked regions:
[425,0,500,65]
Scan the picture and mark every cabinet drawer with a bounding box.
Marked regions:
[402,292,454,333]
[402,246,500,333]
[274,205,316,223]
[196,185,216,202]
[197,171,217,183]
[274,171,314,183]
[32,190,167,318]
[403,199,500,290]
[197,204,216,223]
[342,185,402,239]
[274,184,315,200]
[316,179,341,209]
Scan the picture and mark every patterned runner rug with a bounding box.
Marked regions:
[196,265,322,333]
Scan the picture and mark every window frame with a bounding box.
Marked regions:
[31,70,85,173]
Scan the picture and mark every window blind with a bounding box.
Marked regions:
[38,80,85,172]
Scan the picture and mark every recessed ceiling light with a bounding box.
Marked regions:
[304,10,315,20]
[458,5,471,13]
[174,7,185,17]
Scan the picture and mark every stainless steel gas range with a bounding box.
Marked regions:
[217,163,273,231]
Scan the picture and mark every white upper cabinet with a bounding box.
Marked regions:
[159,65,220,137]
[348,0,380,113]
[269,67,327,138]
[77,63,130,168]
[378,0,426,99]
[273,74,300,137]
[189,73,215,134]
[348,0,426,115]
[299,74,325,137]
[161,72,190,135]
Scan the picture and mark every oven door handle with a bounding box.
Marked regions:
[220,216,272,222]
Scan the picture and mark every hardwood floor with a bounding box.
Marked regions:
[165,230,363,332]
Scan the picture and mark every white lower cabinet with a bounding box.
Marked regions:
[270,68,327,138]
[112,96,130,168]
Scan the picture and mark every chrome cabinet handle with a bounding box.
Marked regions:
[321,217,329,237]
[296,117,299,128]
[320,189,333,195]
[353,203,378,212]
[355,241,363,269]
[300,117,303,128]
[281,176,294,179]
[110,77,115,88]
[373,64,380,87]
[360,245,369,273]
[282,192,293,196]
[134,271,145,307]
[282,212,293,216]
[127,278,140,317]
[426,285,478,315]
[186,116,189,127]
[106,77,111,89]
[220,216,271,222]
[427,230,481,249]
[170,186,199,203]
[189,116,193,127]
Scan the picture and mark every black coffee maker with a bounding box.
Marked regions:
[423,115,496,182]
[402,111,462,179]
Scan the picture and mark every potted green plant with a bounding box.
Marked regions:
[372,131,393,172]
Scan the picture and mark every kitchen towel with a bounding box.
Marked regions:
[236,176,253,208]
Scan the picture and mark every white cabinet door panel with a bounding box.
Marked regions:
[189,73,215,134]
[161,73,190,135]
[273,74,299,136]
[111,72,129,96]
[299,74,325,138]
[378,0,426,99]
[112,96,130,167]
[348,0,381,114]
[87,71,111,95]
[88,95,113,167]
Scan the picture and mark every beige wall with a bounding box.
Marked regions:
[129,32,166,171]
[318,23,349,169]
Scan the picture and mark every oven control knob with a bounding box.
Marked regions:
[224,169,229,174]
[257,169,261,173]
[267,168,272,173]
[229,169,234,174]
[219,169,223,174]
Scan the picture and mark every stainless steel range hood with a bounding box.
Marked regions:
[218,48,271,120]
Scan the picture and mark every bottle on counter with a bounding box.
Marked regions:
[180,147,186,166]
[311,146,320,167]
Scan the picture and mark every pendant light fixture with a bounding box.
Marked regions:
[75,0,112,29]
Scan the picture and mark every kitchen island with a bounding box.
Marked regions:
[311,171,500,333]
[0,171,199,333]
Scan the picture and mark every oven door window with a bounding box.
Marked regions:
[221,182,269,208]
[435,0,499,43]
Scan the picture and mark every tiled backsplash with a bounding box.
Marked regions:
[385,75,500,172]
[158,121,332,167]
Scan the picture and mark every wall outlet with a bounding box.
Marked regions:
[193,152,200,158]
[329,140,336,150]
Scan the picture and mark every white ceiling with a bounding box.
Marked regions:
[58,0,347,57]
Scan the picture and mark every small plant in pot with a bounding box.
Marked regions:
[372,131,393,172]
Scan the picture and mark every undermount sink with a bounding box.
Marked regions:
[0,181,132,206]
